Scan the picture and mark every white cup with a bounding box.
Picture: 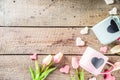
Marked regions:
[92,16,120,44]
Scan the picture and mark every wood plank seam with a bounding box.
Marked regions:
[0,54,119,56]
[0,26,93,28]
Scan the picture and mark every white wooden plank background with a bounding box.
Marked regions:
[0,0,119,26]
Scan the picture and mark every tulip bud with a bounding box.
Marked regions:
[110,45,120,54]
[42,55,52,65]
[53,52,63,63]
[72,57,79,69]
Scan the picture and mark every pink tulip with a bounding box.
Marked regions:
[72,57,79,69]
[42,55,53,65]
[30,53,38,60]
[53,52,63,63]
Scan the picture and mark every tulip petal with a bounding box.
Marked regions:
[42,55,53,65]
[72,57,79,69]
[54,52,63,63]
[110,45,120,54]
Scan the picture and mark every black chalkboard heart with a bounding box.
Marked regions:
[107,19,119,33]
[91,57,104,69]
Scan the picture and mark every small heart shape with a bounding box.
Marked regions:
[30,53,37,60]
[76,37,85,46]
[109,7,117,15]
[104,0,114,5]
[107,19,119,33]
[80,27,89,35]
[92,57,104,69]
[60,65,70,74]
[100,46,108,53]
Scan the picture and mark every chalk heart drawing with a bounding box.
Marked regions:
[91,57,104,69]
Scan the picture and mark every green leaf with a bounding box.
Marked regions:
[35,73,40,80]
[44,62,54,72]
[80,69,84,80]
[41,65,44,72]
[42,67,56,80]
[29,66,35,80]
[40,67,56,80]
[76,69,80,80]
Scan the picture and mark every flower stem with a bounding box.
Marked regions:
[35,60,40,74]
[80,69,84,80]
[41,64,45,72]
[35,60,40,80]
[76,69,80,80]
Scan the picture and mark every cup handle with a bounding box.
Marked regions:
[100,62,115,74]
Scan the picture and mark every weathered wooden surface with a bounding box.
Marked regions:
[0,27,120,80]
[0,0,120,26]
[0,55,120,80]
[0,0,120,80]
[0,27,100,54]
[0,27,112,55]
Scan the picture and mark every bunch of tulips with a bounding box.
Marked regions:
[29,52,63,80]
[29,52,85,80]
